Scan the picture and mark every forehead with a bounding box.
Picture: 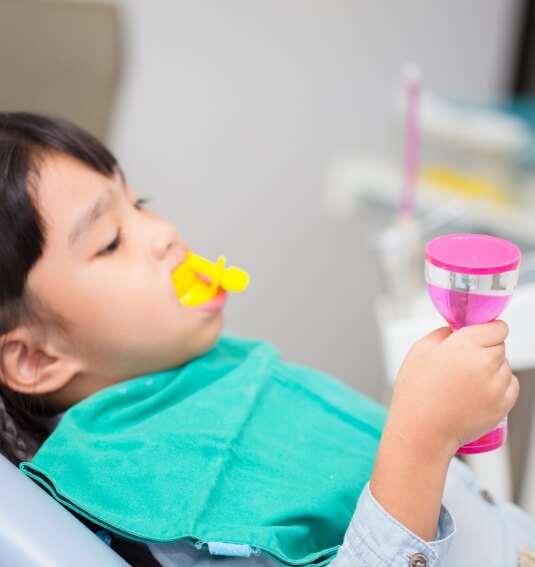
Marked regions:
[35,153,113,217]
[35,153,126,252]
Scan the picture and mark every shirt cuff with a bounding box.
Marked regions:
[331,482,456,567]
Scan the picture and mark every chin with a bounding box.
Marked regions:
[176,314,224,366]
[199,314,224,353]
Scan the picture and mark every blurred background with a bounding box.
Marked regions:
[3,0,535,506]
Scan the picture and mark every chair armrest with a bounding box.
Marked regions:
[0,454,129,566]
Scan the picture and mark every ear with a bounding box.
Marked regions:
[1,328,79,395]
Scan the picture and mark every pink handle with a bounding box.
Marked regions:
[400,66,421,217]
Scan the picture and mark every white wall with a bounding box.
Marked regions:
[104,0,519,398]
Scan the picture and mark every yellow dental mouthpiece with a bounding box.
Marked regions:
[171,252,250,307]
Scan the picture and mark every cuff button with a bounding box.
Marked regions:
[409,553,428,567]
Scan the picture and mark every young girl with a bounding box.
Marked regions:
[0,112,534,567]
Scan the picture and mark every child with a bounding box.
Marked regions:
[0,112,533,567]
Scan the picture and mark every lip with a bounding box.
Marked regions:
[190,289,227,312]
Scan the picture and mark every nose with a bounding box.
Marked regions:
[150,219,187,265]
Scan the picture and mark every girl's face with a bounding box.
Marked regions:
[26,153,224,404]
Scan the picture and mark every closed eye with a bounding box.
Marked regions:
[98,198,149,256]
[100,229,122,256]
[134,197,150,210]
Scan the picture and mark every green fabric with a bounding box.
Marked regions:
[21,337,387,566]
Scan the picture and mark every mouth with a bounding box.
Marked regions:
[190,288,227,312]
[171,251,248,311]
[171,261,223,309]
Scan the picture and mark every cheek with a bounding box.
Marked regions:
[78,275,190,339]
[37,276,160,340]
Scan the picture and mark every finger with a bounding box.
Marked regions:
[502,373,520,414]
[497,358,513,381]
[459,320,509,347]
[486,343,507,367]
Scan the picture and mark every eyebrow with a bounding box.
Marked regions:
[68,187,115,247]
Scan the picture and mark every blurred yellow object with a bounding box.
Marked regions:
[171,252,250,307]
[422,167,512,205]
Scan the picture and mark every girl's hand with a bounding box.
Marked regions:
[387,320,519,459]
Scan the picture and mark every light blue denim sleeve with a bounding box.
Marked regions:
[330,482,456,567]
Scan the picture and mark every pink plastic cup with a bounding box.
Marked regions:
[425,234,521,454]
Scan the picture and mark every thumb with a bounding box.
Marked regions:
[419,326,453,346]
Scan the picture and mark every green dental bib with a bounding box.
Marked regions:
[21,337,386,566]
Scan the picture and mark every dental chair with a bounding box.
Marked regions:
[0,453,129,566]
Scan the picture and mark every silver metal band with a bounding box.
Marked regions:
[425,262,519,296]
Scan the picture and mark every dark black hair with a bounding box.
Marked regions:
[0,113,160,566]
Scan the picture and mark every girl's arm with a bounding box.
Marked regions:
[370,322,517,541]
[370,419,452,542]
[328,322,517,567]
